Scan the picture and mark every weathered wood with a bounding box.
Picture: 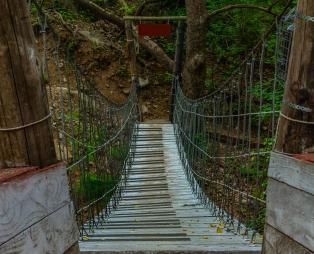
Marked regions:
[0,164,73,245]
[80,123,261,253]
[263,224,313,254]
[123,16,187,21]
[264,2,314,252]
[76,0,125,28]
[268,152,314,195]
[0,0,56,169]
[266,178,314,251]
[170,21,186,122]
[125,20,138,82]
[0,203,78,254]
[275,0,314,153]
[64,242,80,254]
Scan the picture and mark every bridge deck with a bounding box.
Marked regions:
[79,123,261,253]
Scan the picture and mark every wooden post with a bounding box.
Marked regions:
[0,0,56,169]
[263,1,314,253]
[275,0,314,154]
[170,21,186,122]
[0,2,79,253]
[125,20,138,83]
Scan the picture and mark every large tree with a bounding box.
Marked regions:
[183,0,208,98]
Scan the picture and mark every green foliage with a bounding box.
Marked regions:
[158,38,175,55]
[246,208,266,233]
[193,133,208,153]
[59,8,76,21]
[120,3,136,15]
[109,145,129,161]
[163,72,173,83]
[167,6,186,16]
[239,165,265,180]
[74,172,114,201]
[53,0,94,22]
[43,73,49,84]
[116,66,129,78]
[31,3,38,15]
[205,67,215,92]
[66,110,80,123]
[250,79,284,125]
[205,0,295,85]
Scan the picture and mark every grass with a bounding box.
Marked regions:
[74,172,115,202]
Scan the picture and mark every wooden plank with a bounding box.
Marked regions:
[269,152,314,195]
[263,224,313,254]
[80,242,260,253]
[80,123,261,253]
[266,178,314,251]
[0,164,71,244]
[0,203,79,254]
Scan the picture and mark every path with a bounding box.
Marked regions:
[79,123,261,253]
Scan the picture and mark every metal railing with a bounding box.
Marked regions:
[172,12,294,240]
[32,3,139,237]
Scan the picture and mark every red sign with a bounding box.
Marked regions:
[138,24,172,37]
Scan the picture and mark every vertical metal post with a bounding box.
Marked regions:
[170,21,186,122]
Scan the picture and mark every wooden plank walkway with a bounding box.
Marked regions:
[79,123,261,253]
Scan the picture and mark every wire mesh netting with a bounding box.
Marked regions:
[172,13,294,241]
[32,2,138,237]
[276,8,295,85]
[31,0,295,242]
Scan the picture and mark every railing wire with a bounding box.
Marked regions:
[32,2,138,237]
[172,12,294,241]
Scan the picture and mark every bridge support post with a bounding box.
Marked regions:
[170,21,186,122]
[125,20,138,84]
[263,1,314,253]
[0,1,79,253]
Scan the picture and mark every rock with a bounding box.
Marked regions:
[139,77,149,88]
[122,88,130,95]
[105,84,110,88]
[141,104,149,114]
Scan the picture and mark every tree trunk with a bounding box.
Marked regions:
[138,36,174,72]
[183,0,208,99]
[275,0,314,154]
[0,0,57,169]
[76,0,125,28]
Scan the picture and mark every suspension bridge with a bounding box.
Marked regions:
[1,1,313,254]
[46,14,288,250]
[34,4,290,253]
[79,123,261,253]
